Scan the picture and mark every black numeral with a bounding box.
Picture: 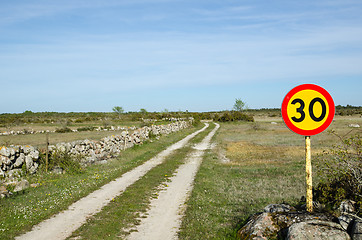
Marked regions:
[291,97,326,123]
[309,97,326,122]
[291,98,305,122]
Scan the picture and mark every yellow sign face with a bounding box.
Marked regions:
[286,89,329,131]
[282,84,335,136]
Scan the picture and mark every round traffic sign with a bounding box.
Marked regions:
[281,84,335,136]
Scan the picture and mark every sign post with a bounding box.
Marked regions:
[281,84,335,212]
[305,136,312,212]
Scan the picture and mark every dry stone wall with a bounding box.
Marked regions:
[0,121,190,178]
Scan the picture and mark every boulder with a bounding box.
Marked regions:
[340,200,356,214]
[5,169,23,179]
[350,218,362,240]
[287,220,351,240]
[0,185,11,198]
[339,214,355,231]
[28,162,38,174]
[52,166,64,174]
[238,205,337,239]
[13,180,30,192]
[238,212,279,239]
[14,153,25,168]
[25,155,33,171]
[29,150,39,160]
[264,204,293,213]
[22,145,34,154]
[0,146,11,157]
[1,155,11,166]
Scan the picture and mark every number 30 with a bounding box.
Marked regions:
[291,97,326,123]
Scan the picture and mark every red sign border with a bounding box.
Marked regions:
[281,84,335,136]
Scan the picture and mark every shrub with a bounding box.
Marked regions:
[314,133,361,215]
[77,126,95,132]
[214,111,254,122]
[55,127,73,133]
[38,150,83,174]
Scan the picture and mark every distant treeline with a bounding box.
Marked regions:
[0,110,253,126]
[0,105,360,127]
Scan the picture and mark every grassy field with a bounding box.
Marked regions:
[179,115,361,239]
[0,114,360,239]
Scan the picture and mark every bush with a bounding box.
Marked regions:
[77,126,95,132]
[39,150,83,174]
[55,127,73,133]
[314,133,361,215]
[214,111,254,122]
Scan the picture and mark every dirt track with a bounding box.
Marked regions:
[15,124,209,240]
[127,123,219,240]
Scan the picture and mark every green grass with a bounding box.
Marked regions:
[68,124,214,239]
[1,116,360,239]
[0,124,203,240]
[178,118,360,239]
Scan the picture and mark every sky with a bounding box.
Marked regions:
[1,0,361,113]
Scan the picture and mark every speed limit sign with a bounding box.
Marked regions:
[281,84,335,136]
[281,84,335,213]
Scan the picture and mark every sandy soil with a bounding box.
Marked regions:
[127,123,220,240]
[15,124,208,240]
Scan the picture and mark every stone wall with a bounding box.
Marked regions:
[0,121,190,178]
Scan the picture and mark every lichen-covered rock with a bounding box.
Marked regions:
[340,200,356,214]
[13,179,30,192]
[0,146,11,157]
[238,204,339,240]
[264,204,293,213]
[14,153,25,168]
[287,220,351,240]
[350,218,362,240]
[238,213,280,239]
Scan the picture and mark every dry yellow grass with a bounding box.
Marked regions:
[225,141,304,166]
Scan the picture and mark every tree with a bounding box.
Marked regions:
[140,108,148,114]
[233,98,247,112]
[112,106,124,118]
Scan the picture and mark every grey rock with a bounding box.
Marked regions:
[25,155,33,170]
[14,179,30,192]
[1,156,11,166]
[238,212,279,239]
[28,162,38,174]
[6,169,23,179]
[264,204,292,213]
[287,220,351,240]
[0,185,12,198]
[339,214,355,231]
[350,218,362,240]
[52,166,64,174]
[238,209,337,239]
[22,145,35,154]
[14,153,25,168]
[97,160,108,165]
[29,150,39,160]
[340,200,356,214]
[0,146,11,157]
[349,124,360,128]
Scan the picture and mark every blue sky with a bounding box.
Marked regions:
[1,0,361,113]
